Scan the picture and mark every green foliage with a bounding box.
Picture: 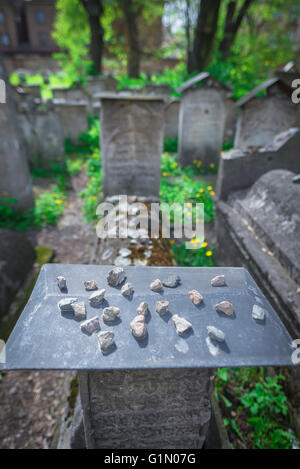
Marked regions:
[215,367,299,449]
[171,242,215,267]
[65,116,100,156]
[79,153,102,223]
[0,198,33,230]
[163,136,178,153]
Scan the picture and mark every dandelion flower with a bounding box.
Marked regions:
[206,250,213,257]
[55,200,62,205]
[210,163,215,168]
[207,186,213,191]
[210,191,215,196]
[202,242,208,248]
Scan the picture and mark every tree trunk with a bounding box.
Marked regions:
[121,0,141,78]
[219,0,253,61]
[185,0,193,74]
[191,0,221,72]
[80,0,104,74]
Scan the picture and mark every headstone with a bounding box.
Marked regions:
[86,75,117,97]
[176,74,231,169]
[144,83,170,97]
[79,368,211,448]
[22,84,41,99]
[224,97,238,144]
[99,94,164,199]
[164,98,180,139]
[52,86,89,102]
[0,56,34,210]
[235,77,298,151]
[54,99,88,143]
[216,127,300,200]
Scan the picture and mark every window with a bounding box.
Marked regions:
[1,33,10,46]
[0,12,5,24]
[39,32,47,45]
[37,10,45,24]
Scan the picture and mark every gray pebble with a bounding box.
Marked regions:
[57,276,67,290]
[137,301,148,317]
[172,314,192,335]
[130,315,147,339]
[155,300,169,315]
[102,306,120,322]
[211,275,226,287]
[121,282,134,296]
[207,325,225,342]
[98,331,115,352]
[84,280,98,291]
[58,298,78,312]
[189,290,203,305]
[72,301,86,319]
[215,301,234,316]
[89,289,105,304]
[150,279,163,292]
[162,275,181,288]
[80,316,100,335]
[107,267,126,286]
[252,304,265,321]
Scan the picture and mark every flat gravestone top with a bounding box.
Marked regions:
[94,92,165,101]
[1,265,295,371]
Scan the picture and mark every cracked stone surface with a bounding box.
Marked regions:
[57,276,66,290]
[130,315,147,339]
[121,282,134,296]
[58,298,78,312]
[98,331,115,352]
[207,325,225,342]
[252,304,266,321]
[162,274,181,288]
[211,275,226,287]
[84,280,98,291]
[107,267,126,286]
[72,301,86,319]
[215,301,234,316]
[80,316,100,335]
[150,279,163,292]
[137,301,148,317]
[189,290,203,305]
[89,289,105,304]
[155,300,169,315]
[172,314,192,335]
[102,306,120,322]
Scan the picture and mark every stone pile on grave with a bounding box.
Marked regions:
[234,71,299,151]
[176,72,232,169]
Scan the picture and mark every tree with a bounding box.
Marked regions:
[80,0,104,74]
[120,0,141,78]
[219,0,254,61]
[190,0,221,72]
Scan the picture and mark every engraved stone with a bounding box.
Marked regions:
[102,306,120,323]
[189,290,203,305]
[80,316,100,335]
[58,298,78,312]
[252,304,266,321]
[72,301,86,319]
[84,280,98,291]
[89,289,105,304]
[215,300,233,316]
[211,275,226,287]
[130,315,147,339]
[137,301,148,317]
[162,275,181,288]
[150,279,163,292]
[155,300,169,315]
[172,314,192,335]
[98,331,115,352]
[206,325,225,342]
[121,282,134,296]
[57,276,67,290]
[107,267,126,286]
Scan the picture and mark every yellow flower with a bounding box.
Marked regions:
[206,250,213,257]
[210,163,215,168]
[200,188,204,193]
[173,162,178,167]
[210,191,215,196]
[207,186,213,191]
[162,172,167,177]
[191,238,201,244]
[92,153,98,158]
[196,193,200,198]
[202,242,208,248]
[92,196,96,200]
[55,199,62,205]
[170,240,175,244]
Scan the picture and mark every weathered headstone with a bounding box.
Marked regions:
[52,86,89,102]
[99,94,164,199]
[216,127,300,200]
[54,99,88,143]
[235,75,298,151]
[86,75,117,97]
[0,55,34,210]
[144,83,170,97]
[164,98,180,140]
[176,73,231,169]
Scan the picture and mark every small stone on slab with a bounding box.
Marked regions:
[252,304,266,321]
[215,301,234,316]
[72,301,86,319]
[162,275,181,288]
[118,248,132,258]
[137,301,148,317]
[107,267,126,286]
[80,316,100,335]
[150,279,163,292]
[121,282,134,296]
[130,315,147,339]
[102,306,120,322]
[84,280,98,291]
[155,300,169,315]
[211,275,226,287]
[207,325,225,342]
[98,331,115,352]
[189,290,203,305]
[89,289,105,304]
[172,314,192,336]
[58,298,78,312]
[57,276,67,290]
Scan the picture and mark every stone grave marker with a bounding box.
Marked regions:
[54,99,88,143]
[98,94,164,200]
[164,98,180,140]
